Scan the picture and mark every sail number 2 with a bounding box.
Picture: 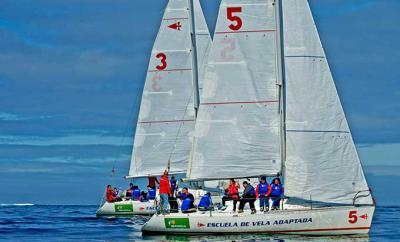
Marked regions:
[227,7,242,31]
[156,53,167,70]
[348,210,358,224]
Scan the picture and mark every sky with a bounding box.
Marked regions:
[0,0,399,205]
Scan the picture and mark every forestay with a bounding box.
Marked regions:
[187,0,281,180]
[282,0,373,205]
[193,0,212,93]
[128,0,211,178]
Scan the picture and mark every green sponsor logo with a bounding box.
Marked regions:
[114,203,133,212]
[164,218,190,229]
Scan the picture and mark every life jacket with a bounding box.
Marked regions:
[181,198,192,211]
[271,184,283,196]
[170,179,177,191]
[180,193,188,200]
[106,188,114,202]
[198,195,211,208]
[133,188,141,199]
[228,184,239,196]
[258,182,269,195]
[247,185,256,196]
[148,188,156,200]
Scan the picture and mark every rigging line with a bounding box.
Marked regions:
[112,88,143,177]
[167,88,195,169]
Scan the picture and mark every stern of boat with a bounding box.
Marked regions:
[96,200,156,216]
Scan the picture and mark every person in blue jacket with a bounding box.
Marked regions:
[198,192,212,211]
[270,177,284,210]
[256,176,271,213]
[238,181,256,214]
[139,191,148,202]
[170,176,177,197]
[147,185,156,200]
[132,185,141,201]
[176,187,196,213]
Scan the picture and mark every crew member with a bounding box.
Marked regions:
[126,183,134,198]
[106,185,114,203]
[176,187,196,213]
[112,187,122,202]
[132,185,141,201]
[238,181,256,214]
[148,176,159,189]
[198,192,212,211]
[147,185,156,200]
[271,177,284,210]
[139,191,148,202]
[157,170,171,215]
[170,176,177,197]
[222,178,240,212]
[256,176,271,213]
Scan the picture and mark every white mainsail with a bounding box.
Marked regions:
[128,0,211,178]
[282,0,373,205]
[187,0,281,180]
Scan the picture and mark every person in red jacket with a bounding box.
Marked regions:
[106,185,114,203]
[157,170,172,215]
[148,176,159,189]
[221,178,240,212]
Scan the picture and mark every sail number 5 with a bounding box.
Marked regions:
[156,53,167,70]
[227,7,242,31]
[348,210,358,224]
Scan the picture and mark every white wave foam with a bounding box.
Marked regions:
[0,203,34,206]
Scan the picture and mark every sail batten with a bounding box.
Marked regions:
[128,0,211,178]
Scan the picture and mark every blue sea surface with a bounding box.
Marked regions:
[0,205,398,241]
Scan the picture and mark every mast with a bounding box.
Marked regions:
[275,0,286,182]
[188,0,201,117]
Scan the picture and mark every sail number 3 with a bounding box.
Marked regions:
[227,7,242,31]
[156,53,167,70]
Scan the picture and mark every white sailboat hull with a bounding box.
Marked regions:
[142,205,375,235]
[96,200,156,216]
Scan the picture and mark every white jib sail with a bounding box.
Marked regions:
[128,0,211,178]
[187,0,282,181]
[282,0,373,205]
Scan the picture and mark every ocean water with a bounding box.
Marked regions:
[0,205,398,241]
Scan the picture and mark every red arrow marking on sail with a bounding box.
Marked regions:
[168,22,182,31]
[359,214,368,220]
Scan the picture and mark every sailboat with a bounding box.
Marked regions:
[142,0,375,234]
[96,0,212,216]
